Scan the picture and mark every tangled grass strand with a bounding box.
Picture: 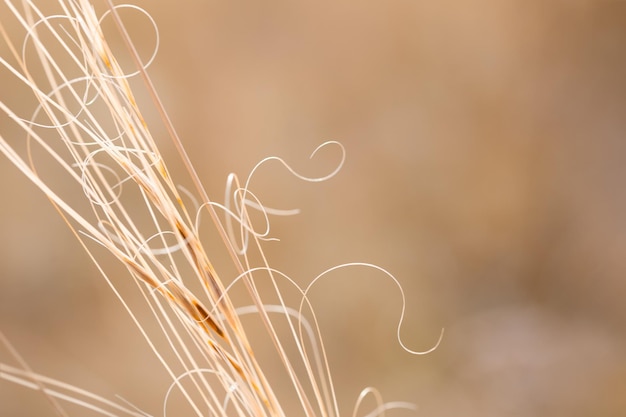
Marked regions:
[0,1,438,416]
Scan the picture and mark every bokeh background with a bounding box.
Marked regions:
[2,0,626,415]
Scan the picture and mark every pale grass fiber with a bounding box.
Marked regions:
[0,1,442,416]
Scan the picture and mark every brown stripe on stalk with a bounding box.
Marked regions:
[165,281,226,340]
[192,300,224,338]
[174,219,225,304]
[120,260,227,341]
[100,51,112,70]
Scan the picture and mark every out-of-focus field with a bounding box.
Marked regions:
[2,1,626,416]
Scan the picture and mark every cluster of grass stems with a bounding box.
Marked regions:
[0,0,441,416]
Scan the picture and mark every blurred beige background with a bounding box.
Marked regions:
[2,0,626,415]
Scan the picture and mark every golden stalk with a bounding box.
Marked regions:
[0,1,439,416]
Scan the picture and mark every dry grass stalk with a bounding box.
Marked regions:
[0,0,441,416]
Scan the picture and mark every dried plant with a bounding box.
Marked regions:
[0,0,441,416]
